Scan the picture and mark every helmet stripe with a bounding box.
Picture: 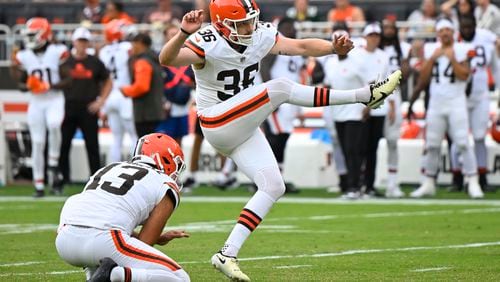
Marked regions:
[134,138,145,156]
[239,0,252,13]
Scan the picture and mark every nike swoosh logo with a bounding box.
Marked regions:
[218,256,226,264]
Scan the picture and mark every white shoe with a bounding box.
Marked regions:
[326,186,341,193]
[410,178,436,198]
[467,175,484,199]
[366,70,402,109]
[385,186,405,198]
[211,252,250,282]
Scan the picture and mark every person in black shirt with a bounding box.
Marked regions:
[57,27,112,191]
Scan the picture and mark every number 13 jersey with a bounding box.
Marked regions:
[184,23,278,111]
[59,158,180,235]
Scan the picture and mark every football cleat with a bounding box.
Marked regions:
[33,189,45,198]
[211,252,250,281]
[467,175,484,199]
[89,257,117,282]
[385,186,405,198]
[410,177,436,198]
[365,70,402,109]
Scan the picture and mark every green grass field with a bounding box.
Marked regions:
[1,184,500,281]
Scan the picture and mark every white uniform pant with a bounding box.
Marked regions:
[56,225,189,281]
[103,89,137,162]
[467,92,489,140]
[27,92,64,184]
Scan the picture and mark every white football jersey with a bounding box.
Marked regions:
[59,157,180,235]
[185,23,278,110]
[384,41,411,74]
[322,54,366,122]
[352,47,390,116]
[383,41,411,107]
[462,29,497,96]
[270,55,304,83]
[266,104,302,134]
[424,42,472,105]
[99,41,132,89]
[15,44,68,94]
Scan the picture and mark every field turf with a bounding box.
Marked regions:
[0,184,499,281]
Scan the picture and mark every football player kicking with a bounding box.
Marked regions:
[159,0,402,280]
[56,133,190,282]
[11,17,69,197]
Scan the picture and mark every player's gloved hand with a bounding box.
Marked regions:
[26,75,49,94]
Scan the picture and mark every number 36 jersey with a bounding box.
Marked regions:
[184,23,278,110]
[59,157,180,235]
[424,42,472,105]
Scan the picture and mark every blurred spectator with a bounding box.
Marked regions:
[380,19,411,198]
[356,22,389,198]
[58,27,112,188]
[195,0,211,23]
[99,19,137,163]
[156,24,195,145]
[407,0,438,37]
[285,0,321,22]
[80,0,103,24]
[474,0,500,35]
[101,1,134,24]
[143,0,183,25]
[440,0,475,28]
[327,0,365,23]
[121,33,165,137]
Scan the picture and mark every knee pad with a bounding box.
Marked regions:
[253,166,286,201]
[265,77,295,107]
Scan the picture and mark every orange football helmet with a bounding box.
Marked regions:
[133,133,186,182]
[209,0,260,46]
[22,17,52,50]
[491,118,500,143]
[104,19,133,43]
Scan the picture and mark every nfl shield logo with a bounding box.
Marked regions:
[240,57,245,63]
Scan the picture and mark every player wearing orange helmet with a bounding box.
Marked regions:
[159,0,402,280]
[56,133,190,282]
[11,17,70,197]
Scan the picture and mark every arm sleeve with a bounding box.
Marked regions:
[121,59,153,98]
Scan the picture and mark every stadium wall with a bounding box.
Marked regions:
[2,90,499,188]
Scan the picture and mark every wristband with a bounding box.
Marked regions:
[180,27,192,36]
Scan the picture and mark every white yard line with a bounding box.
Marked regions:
[0,270,81,277]
[1,196,500,206]
[411,267,452,272]
[180,241,500,264]
[0,261,43,267]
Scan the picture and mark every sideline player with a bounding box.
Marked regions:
[11,17,69,197]
[450,15,499,191]
[408,18,484,199]
[56,133,190,282]
[99,19,138,163]
[380,19,412,198]
[159,1,402,280]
